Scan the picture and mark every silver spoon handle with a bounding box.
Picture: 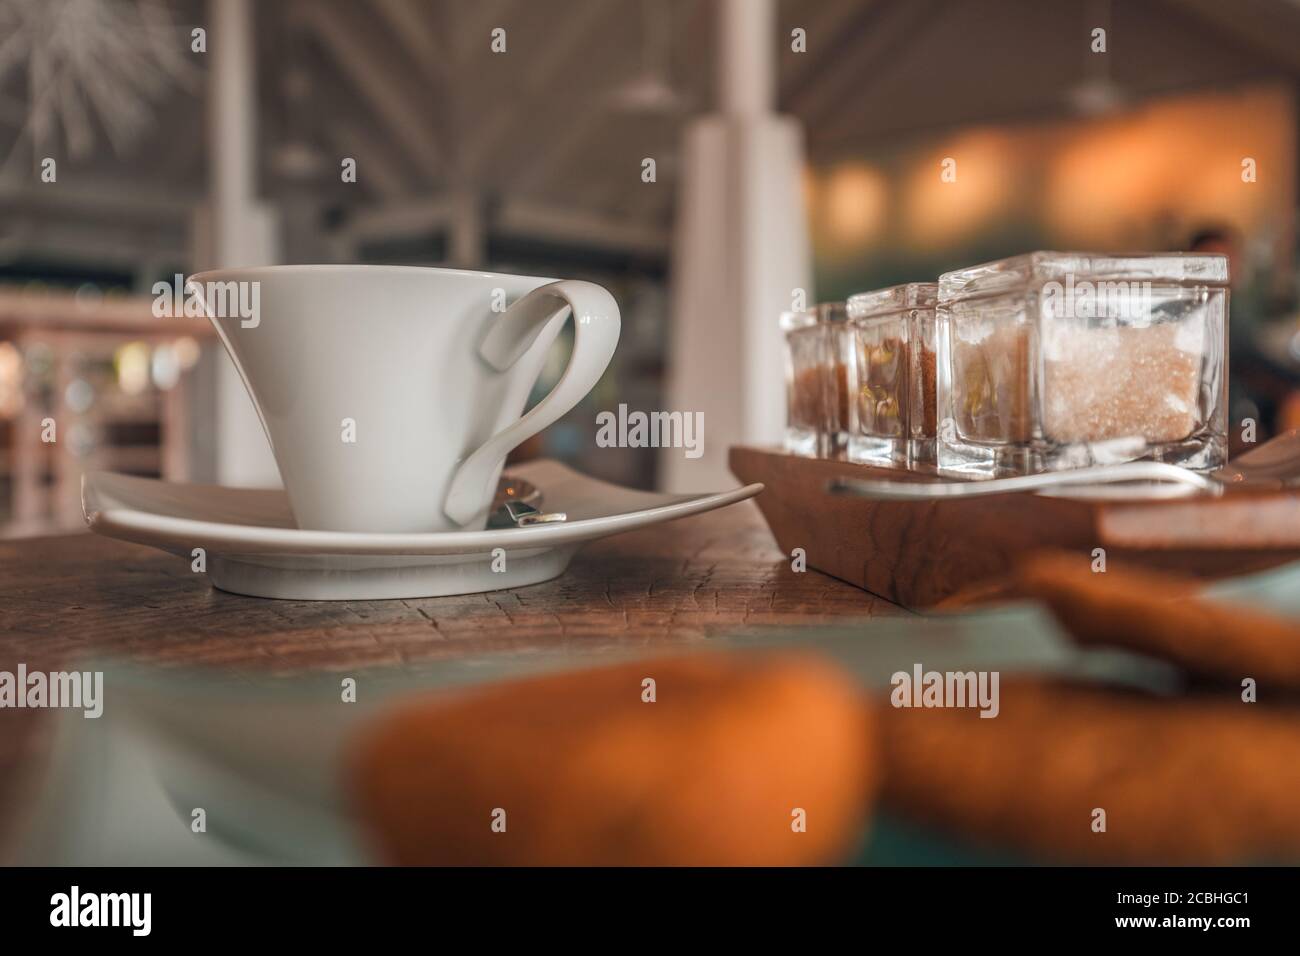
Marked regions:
[830,461,1218,501]
[504,499,568,526]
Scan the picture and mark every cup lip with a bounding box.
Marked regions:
[187,263,560,286]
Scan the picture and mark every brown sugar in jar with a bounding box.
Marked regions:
[780,305,858,460]
[847,283,939,468]
[938,252,1228,476]
[818,302,856,460]
[781,312,828,457]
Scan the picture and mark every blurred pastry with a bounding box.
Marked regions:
[878,678,1300,864]
[350,652,874,866]
[1014,552,1300,687]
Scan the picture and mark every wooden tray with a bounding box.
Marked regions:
[728,445,1300,609]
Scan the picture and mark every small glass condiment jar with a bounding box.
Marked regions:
[937,251,1228,476]
[846,283,938,468]
[780,304,856,458]
[780,309,827,456]
[817,301,856,460]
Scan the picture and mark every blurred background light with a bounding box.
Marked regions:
[114,342,151,396]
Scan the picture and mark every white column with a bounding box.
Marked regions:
[210,0,255,268]
[206,0,282,487]
[718,0,774,116]
[662,0,811,491]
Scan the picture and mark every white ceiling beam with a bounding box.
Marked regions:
[456,0,518,61]
[373,0,444,74]
[786,0,915,124]
[811,0,944,145]
[300,0,442,176]
[370,0,460,182]
[462,0,612,170]
[495,0,667,199]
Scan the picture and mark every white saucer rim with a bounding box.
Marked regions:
[83,462,764,556]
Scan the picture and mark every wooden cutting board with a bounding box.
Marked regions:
[728,445,1300,609]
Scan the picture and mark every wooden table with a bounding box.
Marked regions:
[0,501,905,676]
[0,501,902,848]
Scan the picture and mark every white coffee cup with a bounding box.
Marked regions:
[190,265,620,533]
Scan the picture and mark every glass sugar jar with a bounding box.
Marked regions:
[847,283,938,468]
[780,309,828,457]
[817,301,856,460]
[781,304,856,459]
[937,251,1228,476]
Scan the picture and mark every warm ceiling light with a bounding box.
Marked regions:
[821,163,889,247]
[903,131,1014,247]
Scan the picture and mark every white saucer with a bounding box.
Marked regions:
[82,460,763,601]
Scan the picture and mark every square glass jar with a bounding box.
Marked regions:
[847,283,938,468]
[817,302,857,460]
[780,309,827,456]
[937,252,1228,477]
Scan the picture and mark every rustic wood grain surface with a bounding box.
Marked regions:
[0,501,904,676]
[0,500,902,849]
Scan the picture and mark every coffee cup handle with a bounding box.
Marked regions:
[443,279,620,526]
